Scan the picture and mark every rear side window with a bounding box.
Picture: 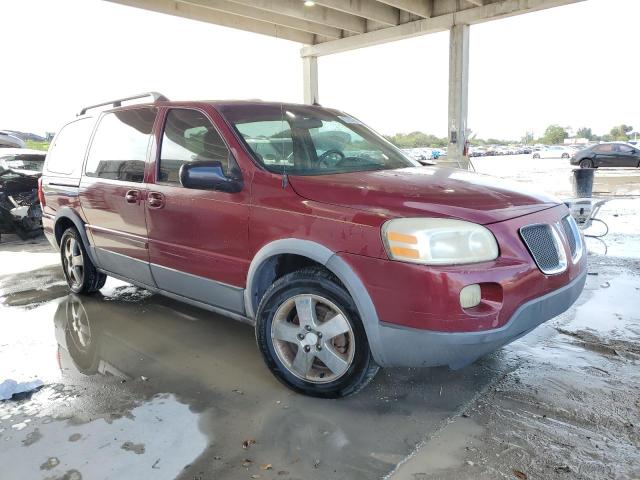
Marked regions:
[85,108,156,183]
[158,108,232,184]
[617,144,634,154]
[46,118,95,175]
[593,144,613,153]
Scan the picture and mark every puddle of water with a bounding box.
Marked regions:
[0,393,207,480]
[0,301,62,383]
[567,273,640,339]
[0,251,59,276]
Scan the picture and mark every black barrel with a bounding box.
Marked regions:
[572,168,594,198]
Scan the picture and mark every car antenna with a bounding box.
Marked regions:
[281,104,289,189]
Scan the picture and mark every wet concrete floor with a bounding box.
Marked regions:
[1,158,639,479]
[1,254,512,480]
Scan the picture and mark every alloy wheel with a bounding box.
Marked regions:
[63,236,84,289]
[271,294,355,383]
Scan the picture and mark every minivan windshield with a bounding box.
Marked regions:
[220,104,418,175]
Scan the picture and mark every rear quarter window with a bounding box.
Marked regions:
[45,117,96,176]
[84,108,156,183]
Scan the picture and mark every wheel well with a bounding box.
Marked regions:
[250,254,340,314]
[54,217,76,247]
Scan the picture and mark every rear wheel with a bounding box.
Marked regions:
[255,267,379,398]
[561,153,570,159]
[533,153,540,159]
[60,228,106,294]
[579,158,594,168]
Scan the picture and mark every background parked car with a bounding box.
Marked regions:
[0,150,44,241]
[0,131,26,148]
[0,148,47,175]
[532,145,573,159]
[570,142,640,168]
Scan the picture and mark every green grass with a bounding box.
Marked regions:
[25,140,50,151]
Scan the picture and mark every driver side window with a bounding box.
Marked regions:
[159,109,234,184]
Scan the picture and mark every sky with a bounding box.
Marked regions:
[1,0,639,140]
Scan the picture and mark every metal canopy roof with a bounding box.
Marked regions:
[107,0,583,56]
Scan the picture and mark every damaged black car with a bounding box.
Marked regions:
[0,149,45,241]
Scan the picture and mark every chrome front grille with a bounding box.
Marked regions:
[520,223,568,275]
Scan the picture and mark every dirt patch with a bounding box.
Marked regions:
[40,457,60,470]
[121,441,146,454]
[556,327,640,360]
[22,428,43,446]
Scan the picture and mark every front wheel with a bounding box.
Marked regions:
[561,153,569,159]
[533,153,540,159]
[579,158,594,168]
[60,228,107,294]
[255,268,379,398]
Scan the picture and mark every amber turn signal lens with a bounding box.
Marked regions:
[389,246,420,259]
[387,231,418,244]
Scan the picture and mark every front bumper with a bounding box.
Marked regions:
[374,269,586,368]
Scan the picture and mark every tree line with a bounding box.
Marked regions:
[539,124,637,145]
[385,123,637,148]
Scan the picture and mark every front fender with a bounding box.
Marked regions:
[245,239,386,365]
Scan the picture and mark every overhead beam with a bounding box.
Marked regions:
[302,13,453,56]
[182,0,342,38]
[302,0,584,56]
[455,0,581,25]
[226,0,366,34]
[314,0,400,26]
[376,0,432,18]
[107,0,315,44]
[466,0,485,6]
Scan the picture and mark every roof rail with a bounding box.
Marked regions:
[78,92,169,116]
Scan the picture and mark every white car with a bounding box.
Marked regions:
[532,146,573,159]
[0,131,25,148]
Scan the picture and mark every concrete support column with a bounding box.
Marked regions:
[447,24,470,169]
[302,55,319,105]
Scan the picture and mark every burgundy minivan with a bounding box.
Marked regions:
[41,93,586,397]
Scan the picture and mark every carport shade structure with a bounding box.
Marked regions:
[106,0,585,169]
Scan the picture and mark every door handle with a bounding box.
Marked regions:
[125,190,140,204]
[148,192,165,209]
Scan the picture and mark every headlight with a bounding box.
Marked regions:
[382,218,499,265]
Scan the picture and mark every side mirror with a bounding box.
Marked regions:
[179,161,242,193]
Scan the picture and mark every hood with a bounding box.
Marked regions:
[288,167,561,225]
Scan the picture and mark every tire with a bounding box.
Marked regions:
[255,267,379,398]
[579,159,594,168]
[561,153,569,159]
[60,228,107,294]
[533,153,540,159]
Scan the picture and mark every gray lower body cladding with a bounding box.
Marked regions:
[375,270,587,368]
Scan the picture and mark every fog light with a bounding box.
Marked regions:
[460,284,481,309]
